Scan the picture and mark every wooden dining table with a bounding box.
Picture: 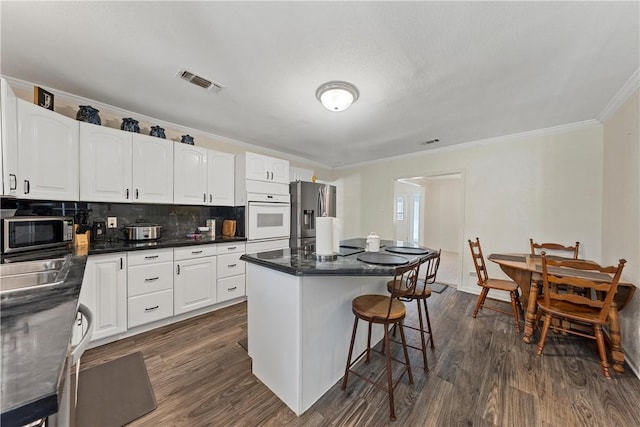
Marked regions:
[488,253,636,373]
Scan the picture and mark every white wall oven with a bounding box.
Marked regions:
[247,193,290,241]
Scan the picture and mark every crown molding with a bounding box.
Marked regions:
[597,68,640,123]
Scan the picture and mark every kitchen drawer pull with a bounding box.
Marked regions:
[203,193,206,203]
[270,171,274,180]
[136,188,139,199]
[24,179,30,194]
[209,194,212,203]
[126,188,129,199]
[191,250,203,254]
[227,263,237,268]
[144,255,159,259]
[227,246,237,250]
[266,171,269,180]
[227,286,237,291]
[144,305,159,312]
[145,277,159,282]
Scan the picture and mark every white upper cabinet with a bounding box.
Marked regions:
[80,123,132,202]
[243,152,289,184]
[80,125,173,203]
[174,143,208,205]
[1,78,18,197]
[132,133,173,203]
[208,150,234,206]
[17,99,79,201]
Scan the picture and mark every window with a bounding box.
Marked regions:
[396,196,404,221]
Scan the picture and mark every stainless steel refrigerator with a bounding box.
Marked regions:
[290,181,336,249]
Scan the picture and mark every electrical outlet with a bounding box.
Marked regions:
[107,217,118,229]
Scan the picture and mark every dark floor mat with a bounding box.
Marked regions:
[72,351,156,427]
[430,282,449,293]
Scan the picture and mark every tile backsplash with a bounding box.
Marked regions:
[1,199,245,241]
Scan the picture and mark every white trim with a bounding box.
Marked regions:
[1,75,329,170]
[597,68,640,123]
[335,119,601,170]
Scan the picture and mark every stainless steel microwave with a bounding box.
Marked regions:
[2,216,74,254]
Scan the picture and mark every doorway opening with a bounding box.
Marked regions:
[393,172,464,288]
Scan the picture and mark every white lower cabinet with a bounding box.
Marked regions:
[216,242,246,302]
[174,245,217,315]
[79,253,127,342]
[127,249,174,328]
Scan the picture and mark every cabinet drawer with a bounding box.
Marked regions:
[128,289,173,328]
[217,242,245,254]
[217,252,245,278]
[174,245,217,261]
[128,248,173,266]
[217,275,245,302]
[128,262,173,297]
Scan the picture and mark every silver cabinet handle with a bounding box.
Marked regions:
[227,246,237,250]
[228,264,237,268]
[227,286,237,291]
[191,250,203,254]
[145,255,159,259]
[144,305,159,312]
[24,180,30,194]
[9,174,16,190]
[145,277,159,282]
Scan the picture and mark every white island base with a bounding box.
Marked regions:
[246,263,388,415]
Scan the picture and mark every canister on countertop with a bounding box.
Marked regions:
[206,218,223,237]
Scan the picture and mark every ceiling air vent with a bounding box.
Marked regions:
[176,68,224,92]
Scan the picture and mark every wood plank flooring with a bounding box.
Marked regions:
[80,289,640,426]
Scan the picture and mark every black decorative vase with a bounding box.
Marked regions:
[121,118,140,133]
[181,134,194,145]
[76,105,101,125]
[149,126,166,139]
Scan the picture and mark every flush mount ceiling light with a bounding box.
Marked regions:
[316,81,359,112]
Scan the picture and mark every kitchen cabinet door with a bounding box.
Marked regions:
[17,99,79,200]
[208,149,234,206]
[1,78,18,197]
[174,256,216,314]
[132,133,173,203]
[245,152,271,182]
[270,157,290,183]
[174,143,208,205]
[79,253,127,342]
[80,122,132,202]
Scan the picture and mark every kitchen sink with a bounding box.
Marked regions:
[0,257,67,294]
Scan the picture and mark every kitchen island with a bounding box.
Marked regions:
[240,240,435,416]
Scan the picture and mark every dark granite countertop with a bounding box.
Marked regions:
[87,235,247,255]
[241,239,436,276]
[1,252,88,427]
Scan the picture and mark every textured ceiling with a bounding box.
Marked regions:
[1,2,638,168]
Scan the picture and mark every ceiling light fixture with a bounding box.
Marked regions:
[316,81,359,112]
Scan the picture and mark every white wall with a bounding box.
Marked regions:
[602,88,640,376]
[335,123,604,295]
[424,176,462,252]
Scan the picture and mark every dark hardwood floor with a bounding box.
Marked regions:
[80,289,640,426]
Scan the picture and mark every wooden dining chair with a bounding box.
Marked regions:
[342,258,421,421]
[468,238,523,331]
[530,238,580,259]
[386,250,440,371]
[536,252,626,378]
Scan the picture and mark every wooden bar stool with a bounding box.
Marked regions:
[387,250,441,371]
[341,259,421,421]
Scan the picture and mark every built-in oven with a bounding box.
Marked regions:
[247,193,290,241]
[2,216,74,254]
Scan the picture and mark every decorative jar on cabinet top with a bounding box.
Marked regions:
[121,117,140,133]
[76,105,101,125]
[149,125,166,139]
